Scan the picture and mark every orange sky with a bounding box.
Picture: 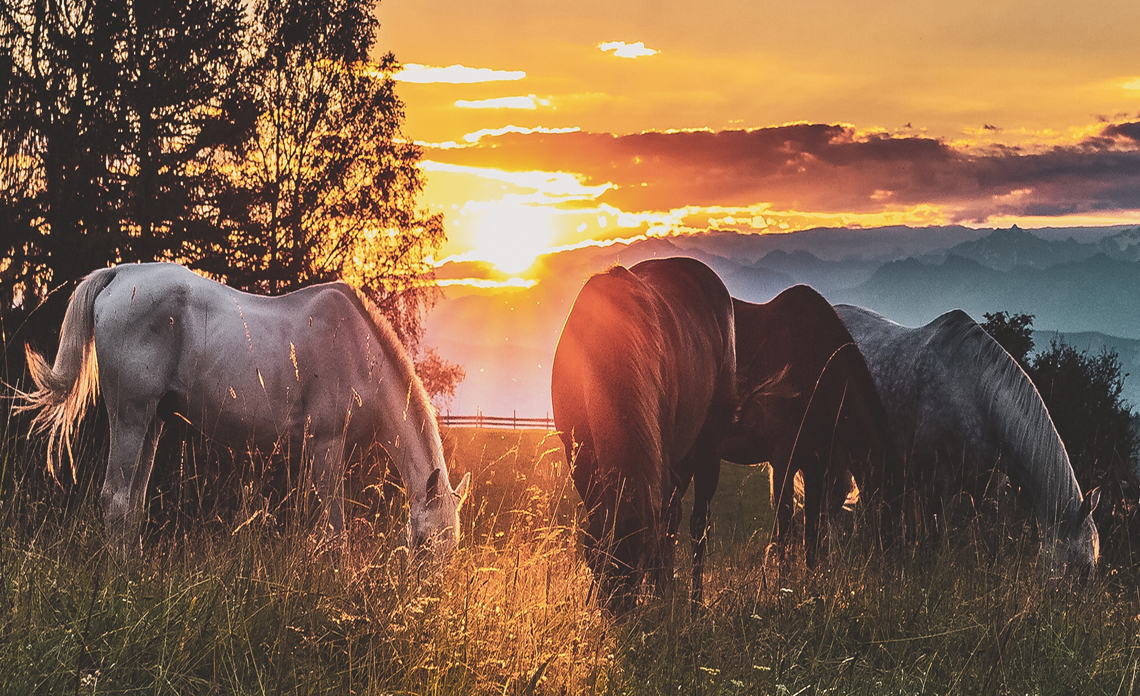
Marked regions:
[375,0,1140,276]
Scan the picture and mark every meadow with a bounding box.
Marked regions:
[4,423,1140,695]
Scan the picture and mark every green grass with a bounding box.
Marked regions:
[3,426,1140,694]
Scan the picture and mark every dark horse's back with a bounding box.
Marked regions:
[552,257,736,609]
[723,285,898,563]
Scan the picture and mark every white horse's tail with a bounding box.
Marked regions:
[17,267,119,480]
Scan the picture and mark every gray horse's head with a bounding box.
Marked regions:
[1041,487,1101,580]
[407,468,471,559]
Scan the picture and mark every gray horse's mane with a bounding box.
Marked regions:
[340,285,437,427]
[936,310,1076,522]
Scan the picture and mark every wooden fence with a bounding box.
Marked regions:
[440,410,555,430]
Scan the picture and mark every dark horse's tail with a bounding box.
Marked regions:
[17,267,119,480]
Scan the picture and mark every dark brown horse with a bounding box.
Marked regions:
[721,285,898,566]
[552,257,736,610]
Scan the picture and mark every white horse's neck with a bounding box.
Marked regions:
[367,345,449,503]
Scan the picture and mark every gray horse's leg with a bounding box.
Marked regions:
[690,454,721,605]
[803,463,824,568]
[101,409,163,555]
[770,461,796,561]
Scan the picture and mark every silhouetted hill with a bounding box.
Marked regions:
[746,249,880,294]
[837,253,1140,339]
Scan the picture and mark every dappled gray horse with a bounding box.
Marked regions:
[835,304,1099,578]
[20,263,470,556]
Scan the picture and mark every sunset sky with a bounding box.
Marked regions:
[375,0,1140,278]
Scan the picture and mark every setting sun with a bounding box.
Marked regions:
[471,202,556,274]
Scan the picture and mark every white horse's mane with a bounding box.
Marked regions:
[341,285,438,428]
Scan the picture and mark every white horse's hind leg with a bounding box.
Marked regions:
[101,409,163,554]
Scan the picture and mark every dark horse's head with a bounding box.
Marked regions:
[572,446,659,613]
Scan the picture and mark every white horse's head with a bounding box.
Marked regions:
[407,468,471,558]
[1041,487,1101,581]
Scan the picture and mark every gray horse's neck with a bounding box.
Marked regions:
[980,346,1082,533]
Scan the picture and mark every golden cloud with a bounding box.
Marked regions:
[394,63,526,84]
[597,41,658,58]
[455,95,551,110]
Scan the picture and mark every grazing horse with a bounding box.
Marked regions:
[721,286,899,566]
[20,263,470,556]
[835,304,1100,578]
[551,257,736,610]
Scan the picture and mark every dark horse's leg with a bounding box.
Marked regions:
[658,474,690,600]
[690,452,721,605]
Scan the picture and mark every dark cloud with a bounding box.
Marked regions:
[1103,121,1140,143]
[431,121,1140,222]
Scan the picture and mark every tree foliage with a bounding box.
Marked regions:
[1,0,254,339]
[981,310,1035,369]
[1,0,450,368]
[414,347,466,413]
[215,0,443,350]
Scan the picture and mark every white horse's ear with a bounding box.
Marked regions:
[454,471,471,508]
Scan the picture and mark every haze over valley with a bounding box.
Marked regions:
[426,224,1140,416]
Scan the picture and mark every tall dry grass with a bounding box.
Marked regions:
[3,422,1140,694]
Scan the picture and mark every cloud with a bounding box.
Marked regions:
[394,63,525,84]
[1102,121,1140,143]
[460,125,580,144]
[424,120,1140,226]
[455,95,550,110]
[421,161,611,201]
[597,41,658,58]
[436,277,537,289]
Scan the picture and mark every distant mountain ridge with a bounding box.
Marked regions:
[921,225,1140,270]
[922,225,1099,270]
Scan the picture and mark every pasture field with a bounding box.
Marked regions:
[3,424,1140,694]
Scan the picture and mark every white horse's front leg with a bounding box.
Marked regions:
[309,433,347,538]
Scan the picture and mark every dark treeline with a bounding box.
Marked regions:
[0,0,445,366]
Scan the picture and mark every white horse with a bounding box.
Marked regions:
[20,263,470,556]
[835,304,1100,578]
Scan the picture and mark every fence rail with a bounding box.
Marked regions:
[440,411,554,430]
